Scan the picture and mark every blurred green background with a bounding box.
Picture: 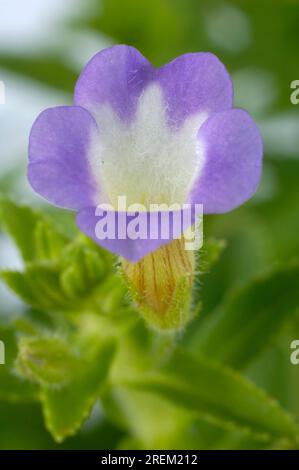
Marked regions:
[1,0,299,450]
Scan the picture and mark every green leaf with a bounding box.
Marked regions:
[60,242,106,300]
[197,238,227,274]
[1,238,124,314]
[192,238,226,308]
[40,338,116,442]
[0,324,37,402]
[16,336,79,386]
[0,198,39,262]
[84,0,186,64]
[0,54,77,93]
[103,387,199,449]
[122,349,299,443]
[1,263,65,310]
[0,198,70,263]
[34,220,69,261]
[0,200,124,314]
[190,262,299,369]
[58,239,129,315]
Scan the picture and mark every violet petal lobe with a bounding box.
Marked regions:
[76,206,200,263]
[28,106,100,211]
[157,52,233,128]
[74,45,154,122]
[188,108,263,214]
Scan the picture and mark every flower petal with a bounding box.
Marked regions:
[74,45,154,122]
[188,109,263,213]
[76,206,200,263]
[157,52,233,128]
[28,106,100,210]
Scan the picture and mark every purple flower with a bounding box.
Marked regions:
[28,45,263,264]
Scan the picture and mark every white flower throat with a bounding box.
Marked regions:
[89,84,207,208]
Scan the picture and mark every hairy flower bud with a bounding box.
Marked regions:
[122,238,195,330]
